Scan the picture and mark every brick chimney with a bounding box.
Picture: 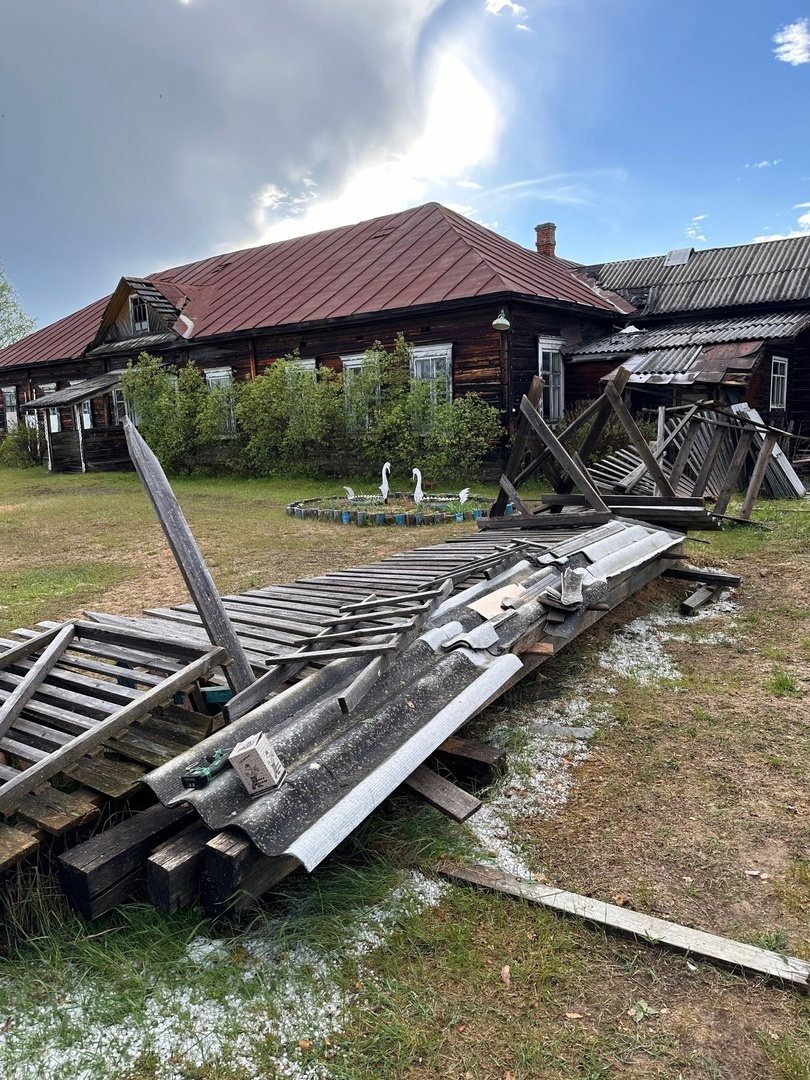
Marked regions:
[535,221,556,258]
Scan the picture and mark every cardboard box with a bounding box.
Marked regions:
[229,732,286,797]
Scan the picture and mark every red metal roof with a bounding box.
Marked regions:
[0,203,619,371]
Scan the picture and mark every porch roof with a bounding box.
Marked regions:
[20,371,122,411]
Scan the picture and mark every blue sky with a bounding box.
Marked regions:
[2,0,809,327]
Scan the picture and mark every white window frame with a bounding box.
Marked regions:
[538,337,565,422]
[37,382,60,433]
[130,295,149,335]
[770,355,788,411]
[111,387,127,425]
[410,343,453,403]
[81,399,93,429]
[2,386,18,432]
[204,367,236,434]
[341,354,380,433]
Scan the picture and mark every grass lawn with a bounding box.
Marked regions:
[0,466,808,1079]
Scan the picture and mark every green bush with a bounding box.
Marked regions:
[0,424,42,468]
[118,339,502,482]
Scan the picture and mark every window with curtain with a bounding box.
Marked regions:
[410,343,453,403]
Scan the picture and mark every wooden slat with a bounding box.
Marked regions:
[713,430,755,516]
[0,647,225,814]
[438,861,810,992]
[124,419,255,693]
[0,624,76,738]
[0,624,70,672]
[740,432,779,520]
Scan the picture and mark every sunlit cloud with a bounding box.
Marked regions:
[250,50,502,242]
[773,18,810,64]
[752,205,810,242]
[744,158,782,169]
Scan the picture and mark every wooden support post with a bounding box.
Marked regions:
[740,432,778,520]
[491,376,544,517]
[0,623,75,740]
[559,368,632,496]
[619,404,698,494]
[497,474,533,517]
[124,419,255,693]
[691,427,725,497]
[713,430,755,516]
[74,404,86,473]
[519,396,611,514]
[602,380,677,498]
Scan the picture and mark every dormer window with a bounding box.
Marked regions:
[130,295,149,334]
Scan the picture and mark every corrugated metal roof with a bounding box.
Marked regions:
[601,340,763,386]
[0,203,619,371]
[580,234,810,315]
[19,371,121,410]
[572,311,810,357]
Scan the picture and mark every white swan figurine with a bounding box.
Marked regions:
[458,487,470,504]
[412,467,424,506]
[379,462,391,502]
[343,486,356,502]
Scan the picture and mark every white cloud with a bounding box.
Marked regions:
[773,18,810,64]
[485,0,528,16]
[752,205,810,242]
[685,214,708,242]
[516,23,531,31]
[250,49,501,243]
[744,159,782,169]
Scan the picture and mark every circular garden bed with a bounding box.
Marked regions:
[286,491,508,526]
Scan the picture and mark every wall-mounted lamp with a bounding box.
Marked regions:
[491,309,511,331]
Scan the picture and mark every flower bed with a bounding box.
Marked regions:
[285,491,508,526]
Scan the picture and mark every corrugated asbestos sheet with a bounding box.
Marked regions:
[571,311,810,357]
[580,234,810,314]
[145,520,681,872]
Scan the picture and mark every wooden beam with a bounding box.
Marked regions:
[740,431,778,521]
[491,375,544,516]
[519,396,611,513]
[561,368,632,495]
[403,764,482,822]
[497,474,533,517]
[713,430,755,516]
[680,584,722,616]
[511,393,607,490]
[0,623,75,740]
[619,405,699,494]
[124,419,255,693]
[438,861,810,992]
[668,417,703,489]
[602,380,677,498]
[0,647,225,815]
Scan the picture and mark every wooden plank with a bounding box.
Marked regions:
[511,393,608,490]
[519,396,611,513]
[64,754,147,799]
[0,822,40,870]
[403,764,481,822]
[433,736,507,786]
[0,624,74,673]
[0,647,225,815]
[124,419,255,693]
[680,584,722,616]
[602,380,677,498]
[740,432,778,521]
[713,430,755,516]
[498,474,533,517]
[663,567,741,587]
[438,861,810,992]
[14,786,101,836]
[691,427,725,497]
[479,513,612,531]
[667,417,703,489]
[147,821,213,913]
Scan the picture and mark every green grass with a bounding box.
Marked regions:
[767,667,802,697]
[0,563,129,635]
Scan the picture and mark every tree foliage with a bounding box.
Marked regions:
[0,263,35,349]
